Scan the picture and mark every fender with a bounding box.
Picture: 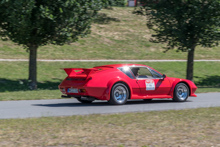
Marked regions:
[105,77,133,101]
[168,78,194,97]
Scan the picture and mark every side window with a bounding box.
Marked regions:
[118,67,134,79]
[149,68,162,78]
[130,67,153,79]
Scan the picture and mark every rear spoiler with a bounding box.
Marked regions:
[62,68,99,78]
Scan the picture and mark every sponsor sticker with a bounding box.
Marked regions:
[145,79,155,90]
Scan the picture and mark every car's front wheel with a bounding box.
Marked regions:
[173,83,189,102]
[108,83,129,105]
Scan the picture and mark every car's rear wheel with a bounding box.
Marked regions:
[76,97,94,104]
[108,83,129,105]
[173,83,189,102]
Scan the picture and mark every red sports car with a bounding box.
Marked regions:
[58,64,197,105]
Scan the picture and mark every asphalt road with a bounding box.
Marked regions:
[0,92,220,119]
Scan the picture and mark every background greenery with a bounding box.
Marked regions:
[110,0,127,6]
[0,61,219,101]
[0,7,219,100]
[0,7,219,60]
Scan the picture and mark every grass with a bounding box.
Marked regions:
[0,7,220,60]
[0,61,219,101]
[0,107,219,146]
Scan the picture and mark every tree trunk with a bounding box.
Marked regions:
[135,0,138,7]
[186,45,196,81]
[28,45,38,90]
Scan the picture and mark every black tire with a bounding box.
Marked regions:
[173,83,189,102]
[108,83,129,105]
[143,99,152,102]
[76,97,94,104]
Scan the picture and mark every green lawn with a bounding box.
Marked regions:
[0,107,219,146]
[0,61,219,101]
[0,7,220,60]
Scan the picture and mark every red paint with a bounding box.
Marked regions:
[59,64,197,100]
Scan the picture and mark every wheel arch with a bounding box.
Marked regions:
[106,78,132,100]
[111,81,131,99]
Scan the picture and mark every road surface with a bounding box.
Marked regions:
[0,92,220,119]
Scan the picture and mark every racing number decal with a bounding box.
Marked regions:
[145,79,155,90]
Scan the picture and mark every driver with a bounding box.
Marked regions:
[131,67,139,77]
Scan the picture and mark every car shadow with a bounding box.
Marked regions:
[32,99,192,107]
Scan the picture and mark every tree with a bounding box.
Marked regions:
[134,0,220,81]
[0,0,109,89]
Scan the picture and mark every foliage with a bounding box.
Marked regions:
[0,0,109,47]
[0,0,109,89]
[110,0,127,6]
[1,7,220,61]
[134,0,220,80]
[135,0,220,51]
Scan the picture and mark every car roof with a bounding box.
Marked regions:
[94,64,163,75]
[94,64,149,68]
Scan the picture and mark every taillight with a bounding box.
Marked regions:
[79,89,86,93]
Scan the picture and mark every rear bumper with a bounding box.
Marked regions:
[59,86,108,100]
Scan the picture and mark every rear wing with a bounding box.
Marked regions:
[62,68,99,78]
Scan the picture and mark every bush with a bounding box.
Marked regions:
[110,0,127,7]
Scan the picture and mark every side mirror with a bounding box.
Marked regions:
[162,74,167,79]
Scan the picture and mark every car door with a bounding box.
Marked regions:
[118,67,141,96]
[130,66,171,96]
